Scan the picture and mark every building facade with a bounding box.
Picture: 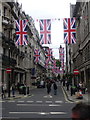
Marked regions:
[0,1,47,92]
[71,1,90,87]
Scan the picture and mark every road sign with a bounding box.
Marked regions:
[73,69,79,75]
[6,68,11,73]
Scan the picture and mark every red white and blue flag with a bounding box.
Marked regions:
[45,48,53,67]
[59,47,64,61]
[59,47,64,56]
[52,60,56,68]
[46,48,53,63]
[52,60,57,73]
[34,49,40,63]
[39,19,51,45]
[63,18,76,44]
[15,19,28,45]
[59,46,64,73]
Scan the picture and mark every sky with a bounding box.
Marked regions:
[18,0,76,59]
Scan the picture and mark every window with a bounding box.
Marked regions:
[4,6,7,16]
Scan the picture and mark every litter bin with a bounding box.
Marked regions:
[19,86,23,94]
[23,86,26,95]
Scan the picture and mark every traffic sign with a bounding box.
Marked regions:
[6,68,12,73]
[73,69,79,75]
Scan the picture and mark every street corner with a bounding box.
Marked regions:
[61,86,75,103]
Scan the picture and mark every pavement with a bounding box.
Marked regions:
[62,85,89,103]
[0,86,37,100]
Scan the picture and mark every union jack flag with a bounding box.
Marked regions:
[15,19,28,45]
[59,46,64,72]
[59,47,64,56]
[45,48,53,67]
[56,67,60,74]
[59,47,64,60]
[52,60,57,73]
[34,49,40,63]
[63,18,76,44]
[52,60,56,68]
[39,19,51,45]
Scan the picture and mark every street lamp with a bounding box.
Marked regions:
[8,47,10,97]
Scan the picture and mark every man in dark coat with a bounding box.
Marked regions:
[53,82,57,95]
[46,81,52,95]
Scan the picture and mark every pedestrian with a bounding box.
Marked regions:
[53,82,57,95]
[46,81,52,95]
[71,102,90,120]
[66,81,69,91]
[40,80,45,88]
[11,84,15,97]
[63,79,65,86]
[2,84,6,99]
[82,82,86,94]
[70,85,76,96]
[70,85,73,96]
[78,82,83,90]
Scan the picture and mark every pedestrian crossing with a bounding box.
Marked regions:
[0,100,74,104]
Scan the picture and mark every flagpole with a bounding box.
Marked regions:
[66,44,68,75]
[8,46,11,97]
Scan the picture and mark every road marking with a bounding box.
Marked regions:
[17,103,61,107]
[36,101,42,103]
[27,101,34,103]
[43,95,52,98]
[8,101,15,102]
[2,117,19,119]
[0,101,5,102]
[9,112,40,114]
[46,101,52,103]
[17,104,51,106]
[50,112,67,114]
[17,101,24,103]
[55,101,63,103]
[9,111,67,115]
[49,104,61,106]
[39,112,49,115]
[17,104,41,106]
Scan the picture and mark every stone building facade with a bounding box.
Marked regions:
[0,1,47,92]
[71,1,90,86]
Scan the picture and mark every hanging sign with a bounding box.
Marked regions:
[6,68,12,73]
[73,69,79,75]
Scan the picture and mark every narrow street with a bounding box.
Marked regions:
[1,0,90,120]
[2,83,75,119]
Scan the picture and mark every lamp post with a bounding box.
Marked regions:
[66,44,68,75]
[8,47,10,97]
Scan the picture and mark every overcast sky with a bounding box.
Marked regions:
[18,0,76,59]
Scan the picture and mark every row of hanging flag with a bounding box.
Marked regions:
[15,18,76,46]
[34,47,65,74]
[15,18,75,73]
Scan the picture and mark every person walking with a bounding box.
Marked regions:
[2,84,6,99]
[11,84,15,97]
[53,82,57,95]
[46,81,52,95]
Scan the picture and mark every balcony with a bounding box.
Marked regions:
[2,54,17,66]
[2,33,15,48]
[7,2,14,8]
[19,51,25,58]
